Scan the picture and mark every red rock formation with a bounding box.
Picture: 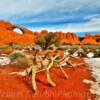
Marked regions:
[0,20,13,30]
[93,34,100,45]
[55,32,80,44]
[81,34,97,45]
[0,20,35,45]
[0,20,100,45]
[93,34,100,38]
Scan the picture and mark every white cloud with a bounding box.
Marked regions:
[29,17,100,32]
[90,17,100,22]
[0,0,100,33]
[0,0,57,18]
[0,0,99,19]
[84,14,99,20]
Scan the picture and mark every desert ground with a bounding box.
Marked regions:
[0,58,96,100]
[0,21,99,100]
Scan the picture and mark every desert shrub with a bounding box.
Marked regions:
[3,47,13,54]
[35,32,60,49]
[35,37,46,49]
[0,45,13,54]
[10,52,29,68]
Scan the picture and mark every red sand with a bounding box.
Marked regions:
[0,58,95,100]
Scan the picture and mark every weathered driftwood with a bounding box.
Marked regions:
[9,50,84,91]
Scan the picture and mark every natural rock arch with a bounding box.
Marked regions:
[12,27,24,34]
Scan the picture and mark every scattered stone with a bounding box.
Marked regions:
[0,56,11,66]
[84,58,100,100]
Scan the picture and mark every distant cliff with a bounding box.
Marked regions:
[0,20,99,45]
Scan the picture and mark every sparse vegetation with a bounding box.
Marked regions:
[35,32,60,49]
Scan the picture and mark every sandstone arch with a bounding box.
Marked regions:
[13,27,24,34]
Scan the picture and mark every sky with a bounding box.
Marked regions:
[0,0,100,36]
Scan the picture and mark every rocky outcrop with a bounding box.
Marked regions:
[55,32,80,44]
[0,20,100,45]
[0,20,35,45]
[56,32,100,45]
[93,34,100,44]
[81,34,97,45]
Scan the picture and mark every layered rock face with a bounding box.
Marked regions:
[0,20,35,45]
[56,32,100,45]
[93,34,100,44]
[81,34,97,45]
[0,20,100,45]
[55,32,80,44]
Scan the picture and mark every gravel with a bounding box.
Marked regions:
[84,58,100,100]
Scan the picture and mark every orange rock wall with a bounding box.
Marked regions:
[0,20,100,45]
